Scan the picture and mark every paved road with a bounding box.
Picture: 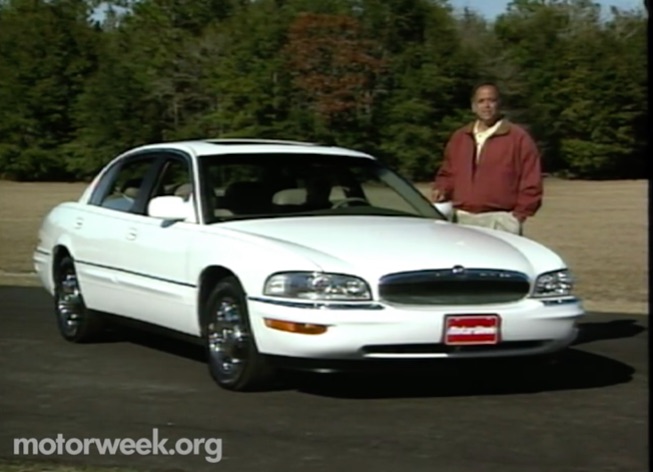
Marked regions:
[0,286,648,472]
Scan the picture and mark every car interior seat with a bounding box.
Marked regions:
[173,182,193,201]
[121,178,143,200]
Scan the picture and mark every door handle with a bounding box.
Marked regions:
[74,217,83,230]
[126,227,138,241]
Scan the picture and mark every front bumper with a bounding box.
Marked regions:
[247,296,584,365]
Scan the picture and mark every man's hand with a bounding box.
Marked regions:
[431,187,447,203]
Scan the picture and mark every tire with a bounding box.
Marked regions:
[53,255,106,343]
[204,276,276,392]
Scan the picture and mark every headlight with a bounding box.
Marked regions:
[531,269,574,298]
[263,272,372,301]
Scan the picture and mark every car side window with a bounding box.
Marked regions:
[146,156,198,223]
[96,158,156,213]
[151,157,193,201]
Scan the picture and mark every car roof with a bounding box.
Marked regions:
[127,138,376,160]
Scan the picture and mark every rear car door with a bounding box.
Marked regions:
[71,152,161,317]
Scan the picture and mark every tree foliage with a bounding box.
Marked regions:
[0,0,647,181]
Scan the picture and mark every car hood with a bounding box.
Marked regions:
[215,216,564,280]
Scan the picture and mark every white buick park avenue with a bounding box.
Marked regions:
[33,139,584,391]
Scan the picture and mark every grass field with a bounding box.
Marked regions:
[0,178,648,314]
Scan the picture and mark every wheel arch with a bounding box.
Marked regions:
[51,244,74,283]
[197,265,243,335]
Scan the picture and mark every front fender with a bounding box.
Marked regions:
[187,228,330,297]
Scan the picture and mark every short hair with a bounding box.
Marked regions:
[471,82,501,101]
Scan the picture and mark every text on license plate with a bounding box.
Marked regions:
[444,314,501,345]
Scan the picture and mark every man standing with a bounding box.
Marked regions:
[431,82,543,235]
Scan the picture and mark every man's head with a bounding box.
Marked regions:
[471,82,501,125]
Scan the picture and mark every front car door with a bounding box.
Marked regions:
[105,150,201,335]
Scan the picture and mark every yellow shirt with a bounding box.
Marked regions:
[473,119,502,162]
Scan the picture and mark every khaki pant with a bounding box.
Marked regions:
[454,209,523,235]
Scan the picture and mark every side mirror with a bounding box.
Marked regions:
[148,196,192,221]
[433,201,454,220]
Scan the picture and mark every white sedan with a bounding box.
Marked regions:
[33,138,584,391]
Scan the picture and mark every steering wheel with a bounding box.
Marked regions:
[331,197,368,209]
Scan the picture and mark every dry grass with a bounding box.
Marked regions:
[0,178,648,314]
[527,179,648,314]
[0,181,88,275]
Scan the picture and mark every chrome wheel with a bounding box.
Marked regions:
[207,297,249,381]
[56,268,84,338]
[53,255,105,343]
[205,277,276,391]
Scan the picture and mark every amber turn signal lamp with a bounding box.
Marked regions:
[264,318,328,335]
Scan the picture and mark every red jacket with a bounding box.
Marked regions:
[433,120,543,221]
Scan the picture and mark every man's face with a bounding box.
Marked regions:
[472,86,500,123]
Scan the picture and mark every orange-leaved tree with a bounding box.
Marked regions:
[282,12,386,133]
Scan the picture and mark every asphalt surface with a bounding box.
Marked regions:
[0,285,648,472]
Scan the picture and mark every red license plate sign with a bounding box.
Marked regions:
[444,315,501,345]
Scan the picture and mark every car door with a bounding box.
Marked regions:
[107,151,200,335]
[71,153,162,317]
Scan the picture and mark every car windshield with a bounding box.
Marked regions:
[198,152,445,223]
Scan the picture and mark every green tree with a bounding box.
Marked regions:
[0,0,101,180]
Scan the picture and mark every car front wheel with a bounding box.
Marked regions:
[204,276,276,392]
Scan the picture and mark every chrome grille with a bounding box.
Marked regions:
[378,268,531,305]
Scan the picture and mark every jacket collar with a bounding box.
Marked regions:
[463,118,512,136]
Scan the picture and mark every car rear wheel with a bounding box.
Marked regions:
[54,255,105,343]
[204,276,276,391]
